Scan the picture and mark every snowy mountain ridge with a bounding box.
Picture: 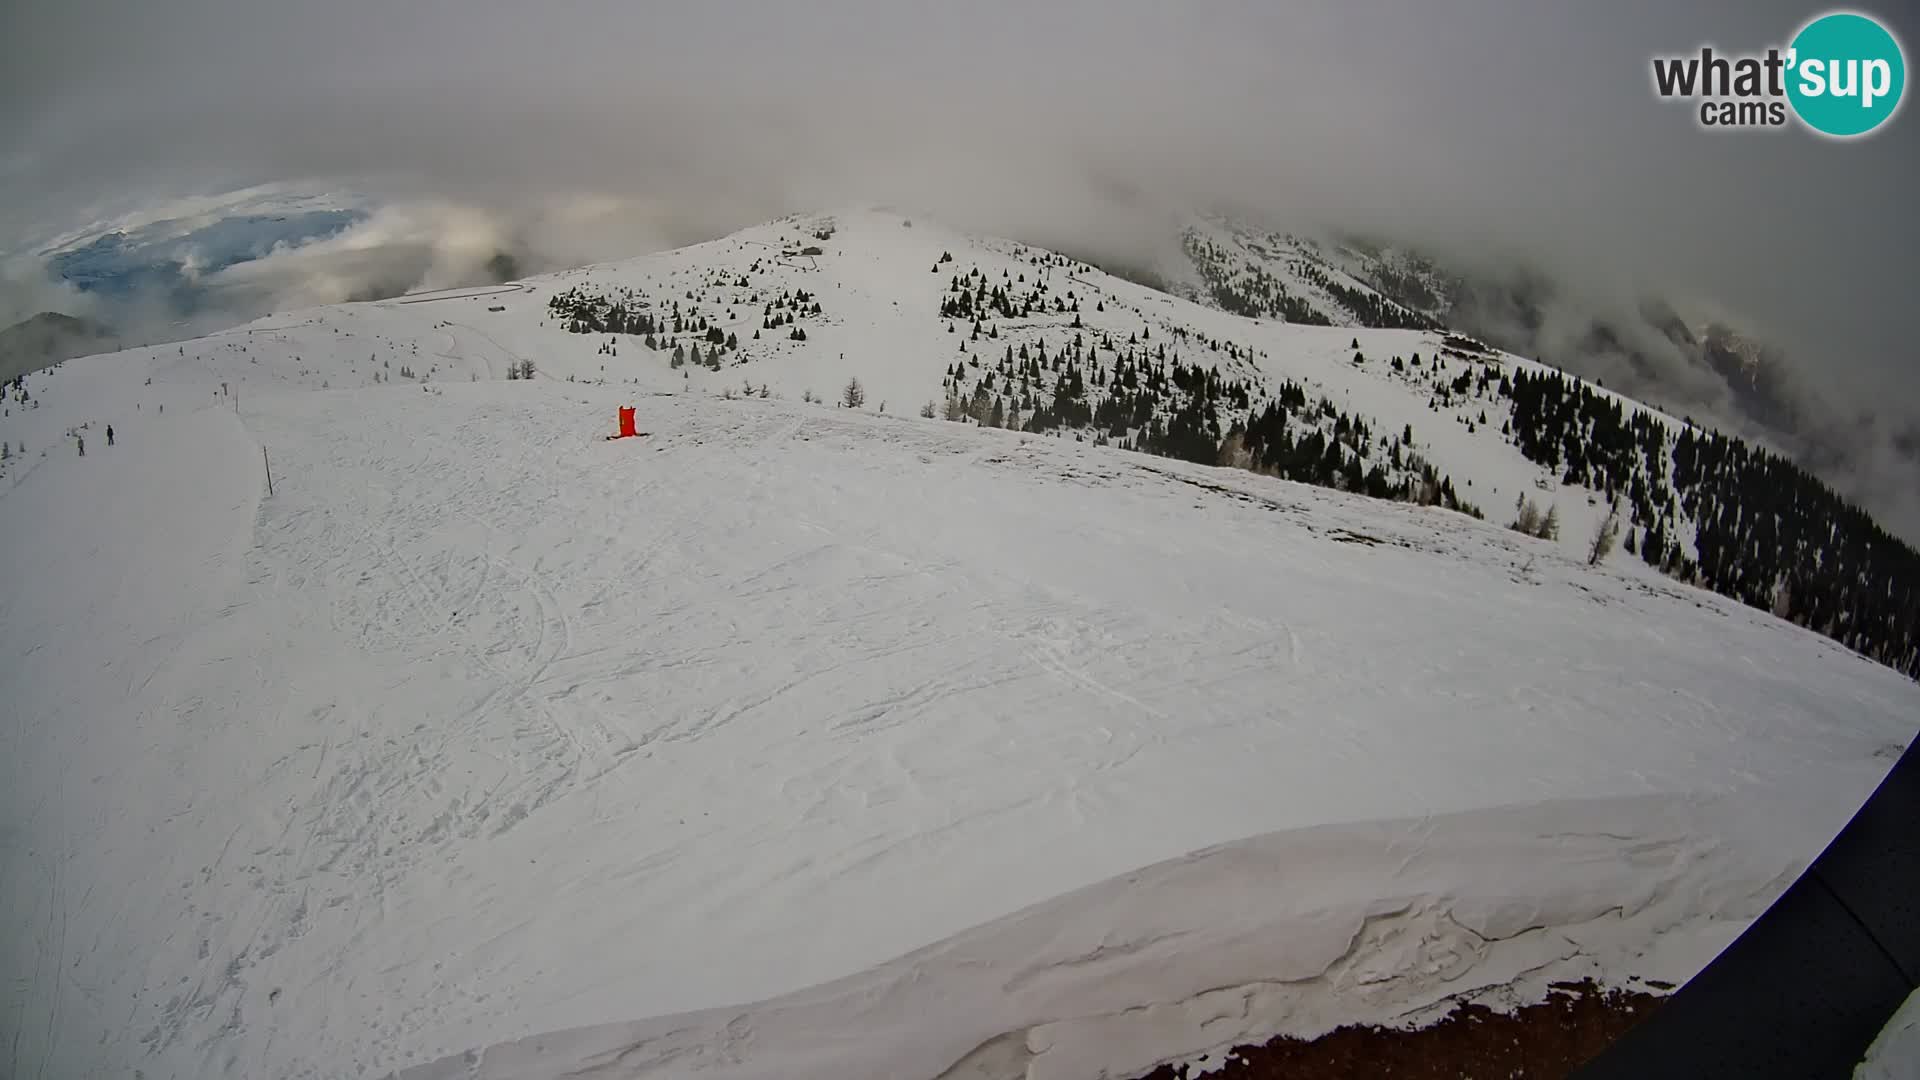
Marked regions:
[1166,214,1919,554]
[32,203,1902,677]
[7,208,1577,569]
[1169,214,1445,332]
[2,206,1917,1080]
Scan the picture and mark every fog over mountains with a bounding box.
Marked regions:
[6,7,1920,1073]
[3,0,1915,536]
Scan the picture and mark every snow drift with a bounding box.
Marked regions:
[2,210,1916,1080]
[394,790,1810,1080]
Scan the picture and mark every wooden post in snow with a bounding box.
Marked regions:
[263,446,274,496]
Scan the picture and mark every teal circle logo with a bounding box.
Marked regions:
[1787,11,1906,137]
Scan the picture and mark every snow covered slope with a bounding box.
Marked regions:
[1170,215,1442,332]
[1857,988,1920,1080]
[3,209,1917,1080]
[3,208,1689,562]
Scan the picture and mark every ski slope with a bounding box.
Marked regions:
[5,207,1685,554]
[3,210,1918,1080]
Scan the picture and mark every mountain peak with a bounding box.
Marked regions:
[5,205,1918,1080]
[0,310,118,382]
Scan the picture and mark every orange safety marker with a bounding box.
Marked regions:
[608,406,648,440]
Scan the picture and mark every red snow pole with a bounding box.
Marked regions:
[608,406,643,440]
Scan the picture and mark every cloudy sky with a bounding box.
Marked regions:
[3,0,1917,522]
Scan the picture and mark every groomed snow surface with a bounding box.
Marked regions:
[4,212,1918,1079]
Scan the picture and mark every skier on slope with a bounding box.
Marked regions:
[107,425,115,447]
[77,435,85,457]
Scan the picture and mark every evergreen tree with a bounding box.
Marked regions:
[970,382,992,422]
[1588,497,1623,565]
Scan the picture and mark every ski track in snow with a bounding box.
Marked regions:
[1,208,1916,1080]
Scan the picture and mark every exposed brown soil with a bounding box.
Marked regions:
[1133,980,1663,1080]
